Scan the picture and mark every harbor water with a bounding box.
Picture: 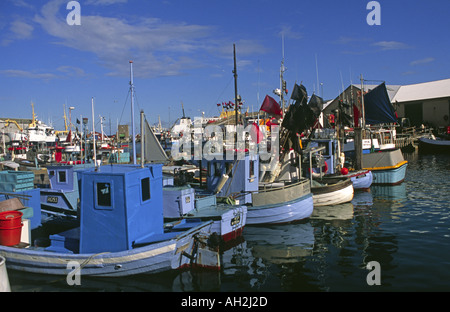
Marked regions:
[6,151,450,293]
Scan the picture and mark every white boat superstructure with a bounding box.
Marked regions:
[5,102,57,144]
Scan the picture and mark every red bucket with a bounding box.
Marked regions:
[0,211,23,246]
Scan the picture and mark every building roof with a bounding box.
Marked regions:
[352,84,402,102]
[391,78,450,103]
[322,78,450,116]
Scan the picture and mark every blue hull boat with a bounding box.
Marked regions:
[362,149,408,185]
[0,164,220,277]
[0,220,217,277]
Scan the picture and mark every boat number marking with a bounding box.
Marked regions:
[47,196,59,204]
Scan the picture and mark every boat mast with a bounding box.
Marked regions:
[91,97,97,166]
[280,35,286,113]
[130,60,137,165]
[233,44,239,128]
[360,74,366,129]
[140,110,144,168]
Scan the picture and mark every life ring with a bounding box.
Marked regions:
[309,161,328,177]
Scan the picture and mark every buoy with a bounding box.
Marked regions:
[341,167,349,175]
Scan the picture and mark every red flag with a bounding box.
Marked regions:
[259,95,282,117]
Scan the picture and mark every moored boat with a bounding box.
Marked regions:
[418,136,450,154]
[311,177,354,207]
[308,138,373,190]
[40,163,95,217]
[204,153,314,225]
[362,148,408,185]
[248,179,313,224]
[162,181,247,244]
[0,163,221,276]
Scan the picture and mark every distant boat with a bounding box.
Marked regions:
[418,136,450,154]
[5,102,57,144]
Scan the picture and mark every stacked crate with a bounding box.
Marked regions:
[0,171,35,192]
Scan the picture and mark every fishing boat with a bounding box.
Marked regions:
[308,138,373,190]
[204,153,313,225]
[302,144,354,206]
[5,102,57,144]
[0,62,220,276]
[418,135,450,154]
[362,148,408,185]
[140,105,247,244]
[40,163,94,218]
[0,163,220,276]
[310,176,354,207]
[359,81,408,185]
[163,182,247,244]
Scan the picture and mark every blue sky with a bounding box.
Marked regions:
[1,0,449,133]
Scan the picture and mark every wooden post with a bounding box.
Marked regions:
[354,127,363,170]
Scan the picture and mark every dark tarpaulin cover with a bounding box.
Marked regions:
[363,82,397,125]
[308,94,324,117]
[290,83,308,102]
[281,83,317,154]
[282,83,316,133]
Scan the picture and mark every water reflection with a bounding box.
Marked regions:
[311,202,354,221]
[244,223,315,264]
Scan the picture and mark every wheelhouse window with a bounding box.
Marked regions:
[214,162,222,177]
[58,170,67,183]
[249,160,255,178]
[141,177,151,202]
[97,182,111,207]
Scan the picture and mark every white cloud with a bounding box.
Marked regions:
[32,0,251,78]
[10,19,34,39]
[372,41,410,51]
[1,19,34,46]
[410,57,434,66]
[0,66,88,81]
[32,0,268,78]
[278,25,302,40]
[0,69,57,80]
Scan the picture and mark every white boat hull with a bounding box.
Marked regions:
[312,178,354,207]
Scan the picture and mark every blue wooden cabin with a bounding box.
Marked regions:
[40,163,94,217]
[45,164,186,254]
[205,153,259,204]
